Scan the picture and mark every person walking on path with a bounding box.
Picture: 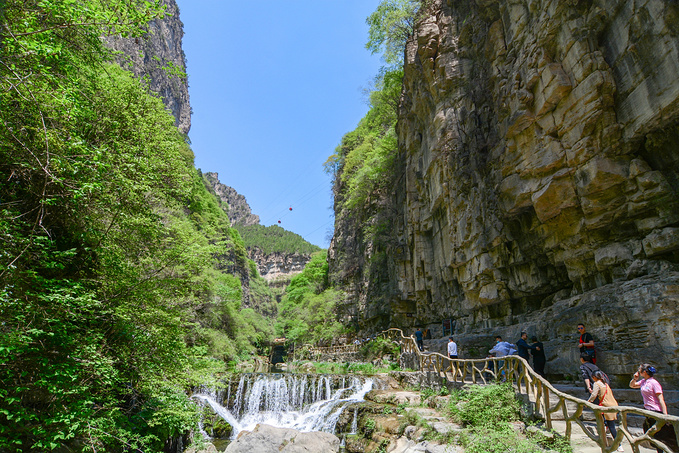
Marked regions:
[489,336,516,381]
[447,336,458,359]
[414,328,424,351]
[578,323,596,364]
[580,352,606,403]
[530,336,546,378]
[629,363,677,453]
[588,371,625,452]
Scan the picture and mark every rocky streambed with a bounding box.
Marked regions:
[196,371,569,453]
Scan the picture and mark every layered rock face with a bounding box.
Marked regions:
[204,172,261,227]
[339,0,679,384]
[248,248,311,283]
[104,0,190,134]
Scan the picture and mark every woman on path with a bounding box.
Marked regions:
[588,371,624,452]
[629,363,677,453]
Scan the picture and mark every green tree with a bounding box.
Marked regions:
[276,251,347,345]
[365,0,426,66]
[0,1,275,450]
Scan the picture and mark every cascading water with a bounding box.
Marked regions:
[192,374,372,439]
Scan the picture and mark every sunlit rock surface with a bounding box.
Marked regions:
[331,0,679,385]
[223,424,340,453]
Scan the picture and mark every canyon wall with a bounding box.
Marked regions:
[104,0,191,134]
[333,0,679,384]
[203,172,261,227]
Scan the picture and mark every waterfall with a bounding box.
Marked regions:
[192,374,372,439]
[350,407,358,434]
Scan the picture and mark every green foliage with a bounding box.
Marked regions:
[276,251,348,344]
[448,384,521,428]
[361,337,400,360]
[327,69,402,212]
[460,424,545,453]
[366,0,425,66]
[235,224,321,255]
[0,1,274,450]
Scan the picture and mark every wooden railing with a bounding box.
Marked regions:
[311,344,360,355]
[381,328,679,453]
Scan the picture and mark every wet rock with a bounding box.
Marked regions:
[223,424,340,453]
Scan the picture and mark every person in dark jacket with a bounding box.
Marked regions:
[516,332,537,361]
[414,328,424,351]
[580,352,606,403]
[530,336,546,378]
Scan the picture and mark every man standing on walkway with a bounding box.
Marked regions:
[447,336,458,359]
[415,328,424,351]
[531,336,546,378]
[577,323,596,364]
[516,332,537,361]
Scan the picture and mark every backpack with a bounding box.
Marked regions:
[583,362,610,385]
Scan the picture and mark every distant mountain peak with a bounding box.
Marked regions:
[203,172,260,227]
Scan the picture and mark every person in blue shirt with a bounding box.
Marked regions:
[488,335,516,381]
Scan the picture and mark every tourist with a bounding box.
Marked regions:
[488,335,516,381]
[580,352,606,402]
[630,364,677,453]
[517,331,537,361]
[588,371,625,452]
[577,323,596,364]
[415,328,424,351]
[447,336,458,359]
[530,336,546,378]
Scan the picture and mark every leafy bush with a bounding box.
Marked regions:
[460,425,544,453]
[276,252,349,345]
[361,337,400,360]
[448,384,521,428]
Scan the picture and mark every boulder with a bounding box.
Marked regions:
[223,424,340,453]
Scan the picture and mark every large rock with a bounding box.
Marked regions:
[329,0,679,387]
[223,424,340,453]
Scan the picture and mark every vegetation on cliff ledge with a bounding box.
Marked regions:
[235,223,322,255]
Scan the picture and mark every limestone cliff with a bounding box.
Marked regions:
[248,247,313,283]
[331,0,679,385]
[203,172,314,286]
[104,0,190,134]
[204,172,261,227]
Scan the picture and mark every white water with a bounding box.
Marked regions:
[192,374,372,439]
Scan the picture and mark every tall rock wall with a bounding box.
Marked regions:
[336,0,679,385]
[104,0,191,134]
[204,172,261,227]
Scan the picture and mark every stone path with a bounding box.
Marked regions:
[366,387,664,453]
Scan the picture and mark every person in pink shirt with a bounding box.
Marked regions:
[629,363,676,452]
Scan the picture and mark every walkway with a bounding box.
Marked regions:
[380,328,679,453]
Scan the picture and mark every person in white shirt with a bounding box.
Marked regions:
[447,336,458,359]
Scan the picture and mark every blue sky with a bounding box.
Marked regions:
[177,1,383,247]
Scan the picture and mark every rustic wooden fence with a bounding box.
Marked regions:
[311,344,360,355]
[381,328,679,453]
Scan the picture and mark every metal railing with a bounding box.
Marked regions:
[381,328,679,453]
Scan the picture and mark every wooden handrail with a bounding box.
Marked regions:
[381,328,679,453]
[310,344,361,354]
